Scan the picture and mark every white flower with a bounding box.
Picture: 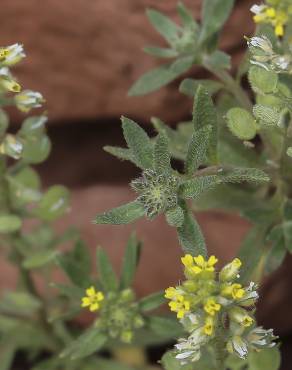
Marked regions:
[15,90,45,113]
[248,326,278,350]
[0,44,25,66]
[250,4,266,15]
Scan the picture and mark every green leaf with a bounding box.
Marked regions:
[206,50,231,70]
[226,107,257,140]
[103,146,136,164]
[161,351,193,370]
[57,239,91,287]
[22,250,59,269]
[121,116,153,169]
[144,46,178,58]
[0,292,41,317]
[185,125,212,175]
[139,291,165,312]
[177,206,206,256]
[180,175,218,200]
[253,104,280,126]
[179,78,223,97]
[148,315,184,338]
[128,56,193,96]
[7,166,41,206]
[154,132,171,174]
[20,135,51,164]
[120,233,142,289]
[193,86,217,162]
[19,115,47,137]
[94,200,145,225]
[0,109,9,137]
[200,0,235,43]
[165,205,184,227]
[220,167,269,184]
[0,343,15,370]
[0,214,22,233]
[60,328,107,360]
[248,347,281,370]
[35,185,70,222]
[238,226,267,283]
[265,239,286,274]
[248,66,278,95]
[177,2,198,29]
[146,9,180,45]
[96,247,118,291]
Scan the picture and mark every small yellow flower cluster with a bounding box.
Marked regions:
[251,2,292,37]
[165,255,256,338]
[81,286,104,312]
[81,287,144,344]
[167,255,268,364]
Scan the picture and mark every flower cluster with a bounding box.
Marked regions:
[165,255,277,364]
[131,169,179,219]
[251,1,292,37]
[81,287,144,343]
[247,35,292,73]
[0,43,44,113]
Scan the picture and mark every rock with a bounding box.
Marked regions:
[0,0,254,124]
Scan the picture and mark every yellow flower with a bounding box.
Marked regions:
[203,316,214,336]
[221,283,245,300]
[229,307,254,328]
[204,298,221,316]
[251,4,289,37]
[165,286,178,299]
[81,286,104,312]
[181,254,218,276]
[168,294,191,319]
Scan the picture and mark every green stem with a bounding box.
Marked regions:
[203,61,253,111]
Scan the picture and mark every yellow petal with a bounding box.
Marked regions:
[81,297,91,307]
[181,254,194,267]
[89,303,99,312]
[207,255,218,267]
[194,255,205,267]
[97,292,104,301]
[86,286,96,297]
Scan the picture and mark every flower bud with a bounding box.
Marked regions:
[15,90,45,113]
[229,307,254,328]
[226,335,248,359]
[0,44,25,66]
[0,134,23,159]
[219,258,242,282]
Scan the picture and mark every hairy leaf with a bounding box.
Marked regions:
[60,328,107,360]
[179,78,223,97]
[165,205,184,227]
[94,201,145,225]
[185,125,212,174]
[139,291,165,312]
[144,46,178,58]
[154,132,171,174]
[122,116,153,169]
[226,107,257,140]
[193,86,217,161]
[103,146,135,164]
[200,0,235,44]
[96,247,118,291]
[177,205,206,256]
[146,9,180,45]
[120,233,142,289]
[128,56,193,96]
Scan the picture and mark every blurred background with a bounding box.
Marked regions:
[1,1,292,368]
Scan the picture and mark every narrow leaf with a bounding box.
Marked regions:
[60,328,107,360]
[94,201,145,225]
[120,233,142,289]
[179,78,223,97]
[154,132,171,174]
[193,86,217,162]
[144,46,178,58]
[220,168,270,184]
[96,247,118,291]
[177,205,206,256]
[200,0,235,43]
[180,175,219,200]
[185,125,211,175]
[146,9,180,45]
[128,56,193,96]
[122,116,153,169]
[148,315,184,337]
[139,291,165,312]
[103,146,135,164]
